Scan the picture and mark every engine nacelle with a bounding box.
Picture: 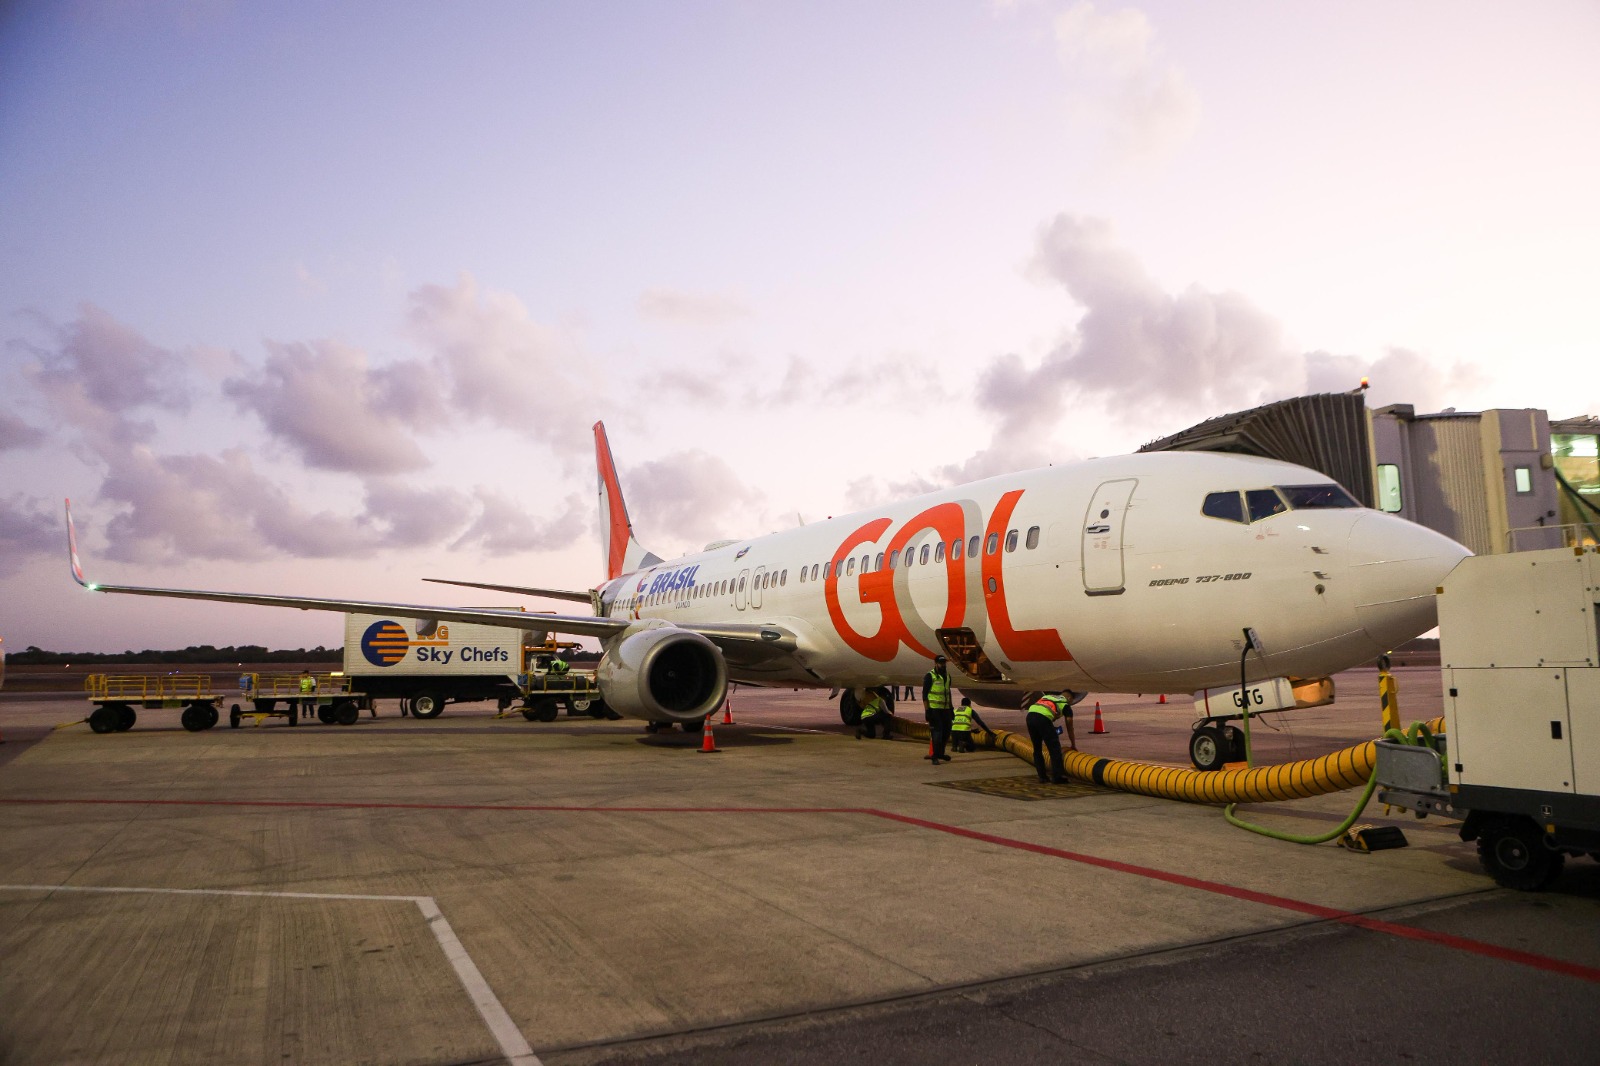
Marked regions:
[597,624,727,723]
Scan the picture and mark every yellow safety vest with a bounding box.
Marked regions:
[859,694,883,718]
[926,671,951,710]
[1027,697,1062,719]
[952,705,974,731]
[299,676,315,695]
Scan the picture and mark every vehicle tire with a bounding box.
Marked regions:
[1477,816,1564,891]
[531,698,559,723]
[202,706,219,730]
[411,692,446,719]
[334,700,359,726]
[1222,725,1246,762]
[180,705,206,732]
[838,690,862,726]
[89,706,119,734]
[230,705,242,729]
[1189,727,1227,772]
[112,704,137,731]
[316,705,336,725]
[566,695,593,715]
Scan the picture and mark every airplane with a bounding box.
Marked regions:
[67,420,1471,766]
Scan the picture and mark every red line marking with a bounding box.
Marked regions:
[7,796,1597,983]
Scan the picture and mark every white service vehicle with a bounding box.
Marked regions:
[1377,544,1600,889]
[342,613,538,718]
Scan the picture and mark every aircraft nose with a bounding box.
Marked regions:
[1347,514,1472,650]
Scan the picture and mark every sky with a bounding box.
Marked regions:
[2,0,1597,653]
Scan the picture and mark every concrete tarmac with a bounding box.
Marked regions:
[1,667,1596,1065]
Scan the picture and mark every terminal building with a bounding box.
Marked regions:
[1141,394,1600,556]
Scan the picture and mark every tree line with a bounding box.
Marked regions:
[6,645,344,666]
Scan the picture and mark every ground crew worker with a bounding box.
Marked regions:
[855,688,890,739]
[297,669,316,720]
[949,696,991,753]
[548,655,570,676]
[1024,691,1071,784]
[923,655,954,763]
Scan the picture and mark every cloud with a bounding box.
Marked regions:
[1053,2,1201,166]
[221,340,436,475]
[638,288,751,327]
[0,410,47,451]
[20,303,193,447]
[406,274,600,460]
[452,490,589,555]
[638,353,953,412]
[0,494,56,576]
[621,450,764,547]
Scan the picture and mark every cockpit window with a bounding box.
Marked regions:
[1277,484,1361,509]
[1202,491,1245,524]
[1246,488,1287,522]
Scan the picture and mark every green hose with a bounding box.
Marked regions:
[1223,722,1439,844]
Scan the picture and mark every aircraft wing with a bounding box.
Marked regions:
[422,578,597,605]
[65,500,796,655]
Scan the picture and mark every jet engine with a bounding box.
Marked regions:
[597,623,728,723]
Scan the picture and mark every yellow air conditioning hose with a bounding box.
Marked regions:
[888,714,1447,805]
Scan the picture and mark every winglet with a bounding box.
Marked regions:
[65,498,92,589]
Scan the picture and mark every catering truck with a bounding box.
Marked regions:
[341,612,605,720]
[343,612,533,717]
[1376,544,1599,889]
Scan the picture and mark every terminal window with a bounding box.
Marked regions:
[1377,465,1403,512]
[1514,466,1533,494]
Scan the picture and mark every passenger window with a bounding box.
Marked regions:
[888,549,900,570]
[860,554,870,573]
[1202,491,1245,523]
[1005,529,1018,553]
[739,576,746,590]
[798,567,806,584]
[950,538,961,561]
[823,562,831,579]
[934,541,945,563]
[846,558,856,576]
[985,532,999,555]
[780,569,787,585]
[875,552,885,571]
[968,535,980,558]
[919,544,930,565]
[1246,489,1287,522]
[1025,526,1040,549]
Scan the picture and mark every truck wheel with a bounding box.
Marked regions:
[180,706,207,732]
[1189,727,1227,772]
[202,705,219,730]
[411,693,446,719]
[529,698,559,723]
[334,700,359,726]
[89,707,119,734]
[1477,816,1564,891]
[113,704,137,731]
[566,695,593,715]
[316,705,336,725]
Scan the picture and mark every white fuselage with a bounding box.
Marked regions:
[596,452,1469,695]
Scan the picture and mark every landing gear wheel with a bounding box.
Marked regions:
[411,692,446,719]
[1477,816,1564,890]
[1189,726,1227,772]
[838,690,862,727]
[180,705,207,732]
[229,705,242,729]
[333,700,359,726]
[89,706,119,734]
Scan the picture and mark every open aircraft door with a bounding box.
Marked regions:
[1082,479,1137,595]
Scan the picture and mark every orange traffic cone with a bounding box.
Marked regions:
[722,699,733,725]
[1158,693,1166,704]
[1091,702,1108,735]
[698,719,720,753]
